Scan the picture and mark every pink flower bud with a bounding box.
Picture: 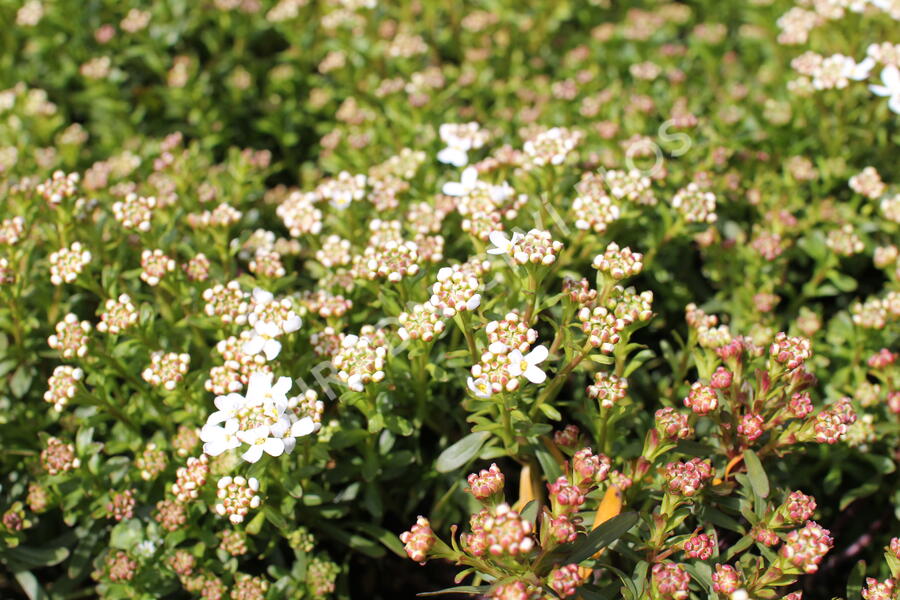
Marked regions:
[549,564,583,598]
[862,578,895,600]
[683,533,716,560]
[754,527,780,546]
[780,521,833,573]
[651,562,690,599]
[655,407,693,440]
[554,425,580,448]
[710,367,733,389]
[549,514,578,543]
[684,382,718,415]
[399,516,435,563]
[782,491,817,524]
[712,564,740,594]
[466,464,505,502]
[548,477,585,513]
[738,413,765,442]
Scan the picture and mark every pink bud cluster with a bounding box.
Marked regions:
[548,564,583,598]
[587,372,628,408]
[47,313,92,359]
[41,437,80,474]
[683,382,718,415]
[780,521,833,573]
[711,564,741,594]
[655,408,694,440]
[664,458,713,497]
[140,249,175,286]
[171,455,209,502]
[770,332,812,370]
[203,281,250,325]
[96,293,139,334]
[49,242,91,285]
[465,504,534,557]
[548,477,586,514]
[214,475,261,525]
[683,533,716,559]
[466,463,505,502]
[398,302,446,342]
[592,242,643,279]
[571,448,611,488]
[651,562,690,599]
[44,365,83,410]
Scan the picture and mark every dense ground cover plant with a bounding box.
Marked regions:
[0,0,898,599]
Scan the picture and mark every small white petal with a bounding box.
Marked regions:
[291,417,317,437]
[242,336,265,356]
[526,345,549,365]
[263,437,285,457]
[524,364,547,384]
[263,339,282,360]
[241,444,264,463]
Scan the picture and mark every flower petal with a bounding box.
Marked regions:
[291,417,317,437]
[526,345,549,365]
[263,437,285,457]
[524,364,547,384]
[241,444,264,463]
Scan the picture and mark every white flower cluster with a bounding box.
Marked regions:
[201,372,319,463]
[241,288,302,361]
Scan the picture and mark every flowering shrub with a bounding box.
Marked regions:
[1,0,899,599]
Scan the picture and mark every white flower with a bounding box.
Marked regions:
[201,419,241,456]
[243,320,283,360]
[507,345,549,384]
[442,166,479,196]
[870,65,900,114]
[239,425,289,463]
[467,376,493,398]
[487,230,523,255]
[246,372,292,406]
[847,56,875,80]
[437,146,469,167]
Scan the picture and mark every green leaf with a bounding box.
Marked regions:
[245,509,266,535]
[6,545,70,569]
[9,365,33,398]
[417,586,490,596]
[264,506,288,532]
[435,431,491,473]
[563,512,639,564]
[537,402,562,421]
[109,519,143,550]
[534,445,563,483]
[351,522,407,558]
[315,521,385,559]
[743,449,769,499]
[13,571,47,600]
[846,560,866,598]
[520,500,538,524]
[840,480,880,511]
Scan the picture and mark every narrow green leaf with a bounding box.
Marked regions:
[8,545,70,569]
[743,449,769,499]
[846,560,866,597]
[352,522,406,558]
[13,571,47,600]
[418,585,490,596]
[435,431,491,473]
[564,512,639,564]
